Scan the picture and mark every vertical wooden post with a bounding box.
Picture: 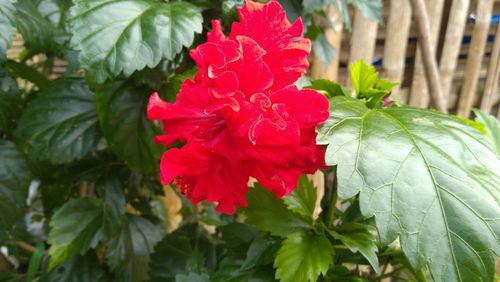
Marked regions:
[457,0,494,117]
[480,23,500,113]
[409,0,445,109]
[347,9,378,86]
[310,6,344,81]
[439,0,471,104]
[382,0,412,102]
[409,0,448,112]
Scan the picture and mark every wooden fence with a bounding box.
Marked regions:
[310,0,500,118]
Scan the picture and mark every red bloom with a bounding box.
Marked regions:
[147,0,329,214]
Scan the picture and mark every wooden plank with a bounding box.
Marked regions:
[409,0,447,112]
[310,6,344,81]
[440,0,471,103]
[457,0,495,117]
[480,23,500,113]
[409,0,445,109]
[347,9,378,86]
[382,0,412,102]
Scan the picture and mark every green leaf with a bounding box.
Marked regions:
[70,0,203,82]
[317,96,500,282]
[0,69,22,132]
[306,79,346,98]
[349,59,378,96]
[99,176,126,236]
[312,32,336,68]
[6,60,51,90]
[245,184,313,237]
[0,140,30,236]
[274,232,333,282]
[0,0,15,63]
[106,215,162,282]
[175,273,210,282]
[48,197,104,270]
[348,0,383,24]
[149,224,218,282]
[15,78,99,164]
[283,176,317,217]
[27,243,45,282]
[47,252,105,282]
[473,109,500,154]
[325,223,379,271]
[96,82,163,174]
[14,0,65,55]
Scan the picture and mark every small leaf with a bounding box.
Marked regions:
[317,96,500,282]
[473,109,500,154]
[245,184,313,237]
[47,252,105,282]
[70,0,203,82]
[15,78,99,164]
[0,69,22,132]
[0,140,30,236]
[106,215,162,282]
[149,224,218,282]
[274,232,333,282]
[96,81,163,174]
[349,59,378,96]
[48,198,104,270]
[283,176,317,217]
[175,273,210,282]
[348,0,383,24]
[306,79,347,98]
[326,223,379,271]
[0,0,15,63]
[313,32,336,68]
[14,0,66,54]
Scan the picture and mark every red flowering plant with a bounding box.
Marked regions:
[147,0,329,214]
[1,0,499,281]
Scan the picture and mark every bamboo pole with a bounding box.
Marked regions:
[310,6,344,81]
[457,0,494,117]
[480,23,500,113]
[409,0,445,109]
[347,9,378,86]
[382,0,412,102]
[439,0,471,104]
[409,0,448,112]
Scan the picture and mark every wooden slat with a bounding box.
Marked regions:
[409,0,445,109]
[310,6,344,81]
[480,23,500,113]
[457,0,495,117]
[440,0,471,103]
[347,9,378,86]
[409,0,447,112]
[382,0,412,102]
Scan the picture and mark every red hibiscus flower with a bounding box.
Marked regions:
[147,0,329,214]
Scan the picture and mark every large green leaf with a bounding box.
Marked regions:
[0,0,15,63]
[245,184,313,237]
[473,109,500,154]
[47,252,105,282]
[274,232,333,282]
[70,0,203,82]
[317,96,500,282]
[0,69,21,132]
[48,197,104,270]
[15,78,99,164]
[96,82,162,174]
[106,215,162,282]
[0,140,30,237]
